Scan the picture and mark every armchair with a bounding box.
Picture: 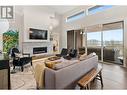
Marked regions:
[11,48,32,72]
[56,48,68,57]
[69,49,77,58]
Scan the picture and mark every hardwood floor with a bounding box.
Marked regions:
[91,63,127,89]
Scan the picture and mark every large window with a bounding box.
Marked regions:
[66,5,113,22]
[103,29,123,48]
[88,5,113,15]
[66,11,85,22]
[87,32,102,60]
[86,21,124,64]
[103,22,123,64]
[86,25,102,60]
[87,32,101,47]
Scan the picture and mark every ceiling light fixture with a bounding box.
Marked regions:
[49,15,55,31]
[49,13,59,31]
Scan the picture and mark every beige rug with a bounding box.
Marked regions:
[10,64,36,90]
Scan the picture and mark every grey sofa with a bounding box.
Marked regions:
[44,55,98,89]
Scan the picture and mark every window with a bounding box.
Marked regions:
[86,25,102,47]
[86,21,124,64]
[87,32,101,47]
[88,5,113,15]
[87,30,102,60]
[66,11,85,22]
[103,22,124,64]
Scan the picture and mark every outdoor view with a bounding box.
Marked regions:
[87,32,101,47]
[87,23,123,64]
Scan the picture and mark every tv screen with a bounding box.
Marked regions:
[29,28,48,40]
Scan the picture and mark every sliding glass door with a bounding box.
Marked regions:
[103,22,123,64]
[87,32,102,60]
[86,21,124,65]
[86,25,102,60]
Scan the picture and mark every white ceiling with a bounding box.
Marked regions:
[21,5,91,15]
[46,6,82,14]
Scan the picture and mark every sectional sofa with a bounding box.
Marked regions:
[33,55,99,89]
[44,55,98,89]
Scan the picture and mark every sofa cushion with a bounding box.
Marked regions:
[87,52,96,58]
[45,60,62,69]
[79,53,87,61]
[79,52,96,61]
[54,59,79,70]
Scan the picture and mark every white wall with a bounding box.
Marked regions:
[9,6,24,52]
[52,14,62,52]
[23,6,60,42]
[0,19,9,52]
[61,6,127,67]
[0,34,2,51]
[22,6,62,54]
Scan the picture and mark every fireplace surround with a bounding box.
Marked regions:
[33,47,47,54]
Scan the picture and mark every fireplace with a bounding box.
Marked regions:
[33,47,47,54]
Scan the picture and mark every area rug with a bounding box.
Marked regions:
[10,64,36,90]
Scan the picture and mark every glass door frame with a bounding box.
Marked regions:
[85,21,124,65]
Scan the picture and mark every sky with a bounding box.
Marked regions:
[87,29,123,41]
[88,5,113,15]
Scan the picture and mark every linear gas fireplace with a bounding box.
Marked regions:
[33,47,47,54]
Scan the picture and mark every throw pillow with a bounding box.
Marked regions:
[79,53,87,61]
[87,52,96,59]
[45,60,62,69]
[54,59,79,70]
[79,52,96,61]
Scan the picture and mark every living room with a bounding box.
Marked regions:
[1,4,127,91]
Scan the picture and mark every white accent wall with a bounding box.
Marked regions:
[22,6,62,54]
[22,42,53,55]
[9,6,24,52]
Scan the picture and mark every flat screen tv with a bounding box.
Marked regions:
[29,28,48,40]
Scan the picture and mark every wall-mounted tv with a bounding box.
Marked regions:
[29,28,48,40]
